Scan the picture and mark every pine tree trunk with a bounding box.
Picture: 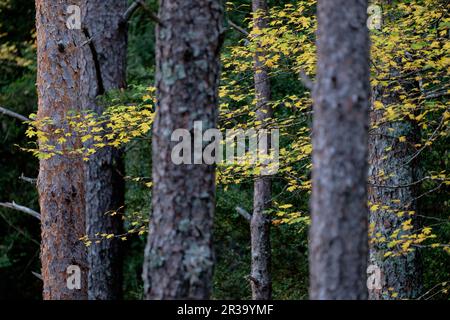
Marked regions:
[82,0,127,300]
[367,0,422,300]
[251,0,272,300]
[368,83,422,300]
[36,0,88,300]
[309,0,371,300]
[142,0,223,299]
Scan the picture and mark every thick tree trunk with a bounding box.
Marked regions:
[142,0,223,299]
[251,0,272,300]
[36,0,88,300]
[368,84,422,300]
[309,0,371,300]
[367,0,422,300]
[82,0,127,300]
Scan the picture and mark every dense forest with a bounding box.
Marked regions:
[0,0,449,301]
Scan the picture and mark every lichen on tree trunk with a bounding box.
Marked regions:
[368,83,422,300]
[309,0,371,300]
[142,0,224,299]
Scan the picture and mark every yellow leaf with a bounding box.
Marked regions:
[374,101,384,110]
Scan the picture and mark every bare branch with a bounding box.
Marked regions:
[32,272,43,281]
[0,202,41,220]
[424,90,450,100]
[137,1,162,24]
[228,19,249,37]
[0,106,30,122]
[236,206,251,221]
[404,113,446,166]
[19,173,37,185]
[368,176,445,189]
[123,0,141,21]
[122,0,162,25]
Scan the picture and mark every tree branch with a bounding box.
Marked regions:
[368,176,445,189]
[32,271,43,281]
[247,275,259,285]
[236,206,251,221]
[403,113,446,166]
[0,106,30,122]
[19,174,37,185]
[123,0,141,21]
[0,202,41,220]
[228,19,249,37]
[122,0,162,25]
[424,90,450,100]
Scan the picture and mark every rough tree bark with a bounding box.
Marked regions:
[142,0,223,299]
[82,0,127,300]
[368,80,422,300]
[251,0,272,300]
[367,0,422,300]
[309,0,371,300]
[36,0,88,300]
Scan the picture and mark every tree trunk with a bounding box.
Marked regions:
[82,0,127,300]
[251,0,272,300]
[142,0,223,299]
[36,0,88,300]
[309,0,371,300]
[367,0,422,300]
[368,83,422,300]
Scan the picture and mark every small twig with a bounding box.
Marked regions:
[122,0,162,25]
[236,206,251,221]
[0,202,41,220]
[19,173,37,185]
[122,0,141,22]
[403,113,447,166]
[368,176,446,189]
[424,90,450,100]
[32,272,43,281]
[228,19,249,37]
[417,280,449,300]
[80,32,100,47]
[139,1,163,25]
[0,106,30,122]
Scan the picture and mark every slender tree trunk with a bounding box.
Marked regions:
[368,81,422,300]
[142,0,223,299]
[309,0,371,300]
[36,0,88,300]
[82,0,127,300]
[251,0,272,300]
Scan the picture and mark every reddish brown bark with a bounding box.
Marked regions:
[36,0,88,300]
